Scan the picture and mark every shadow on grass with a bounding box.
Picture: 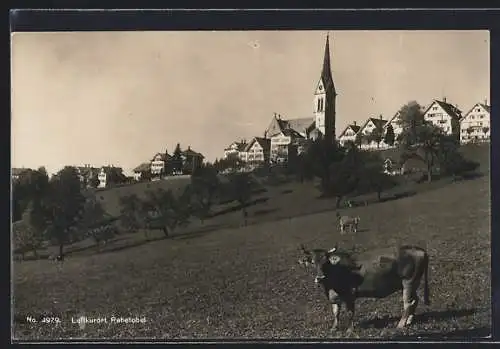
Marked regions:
[359,308,479,329]
[172,224,225,241]
[379,190,417,203]
[210,197,270,218]
[281,189,294,195]
[391,326,491,340]
[455,171,485,181]
[253,208,280,217]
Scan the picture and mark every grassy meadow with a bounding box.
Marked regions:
[12,143,491,340]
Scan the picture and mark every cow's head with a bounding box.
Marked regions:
[298,244,339,285]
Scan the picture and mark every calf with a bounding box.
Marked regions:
[336,212,360,234]
[298,244,430,334]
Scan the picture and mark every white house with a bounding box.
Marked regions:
[357,116,388,150]
[338,122,361,146]
[150,153,170,179]
[98,166,123,188]
[223,140,248,161]
[423,98,462,136]
[243,137,271,167]
[270,128,305,164]
[460,100,491,143]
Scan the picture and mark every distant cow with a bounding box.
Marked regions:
[298,244,430,334]
[336,212,360,234]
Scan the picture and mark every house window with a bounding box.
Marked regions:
[471,115,475,119]
[432,106,438,111]
[480,114,484,119]
[476,108,481,112]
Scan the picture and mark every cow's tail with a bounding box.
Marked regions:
[423,253,431,306]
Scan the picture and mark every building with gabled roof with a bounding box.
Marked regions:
[242,137,271,167]
[357,115,388,150]
[460,100,490,143]
[423,98,462,136]
[338,122,361,146]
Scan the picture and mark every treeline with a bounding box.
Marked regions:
[12,164,258,260]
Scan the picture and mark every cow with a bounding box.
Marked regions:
[336,212,360,234]
[298,244,430,335]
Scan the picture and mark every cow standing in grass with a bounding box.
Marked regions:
[336,212,361,234]
[298,244,430,335]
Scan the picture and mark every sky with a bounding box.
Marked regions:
[11,30,489,176]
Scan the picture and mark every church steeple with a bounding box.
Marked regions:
[313,33,337,142]
[321,33,336,95]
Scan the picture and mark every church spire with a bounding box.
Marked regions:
[321,33,336,95]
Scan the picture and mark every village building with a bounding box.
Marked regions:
[460,100,490,143]
[260,34,338,163]
[357,116,388,150]
[423,98,462,136]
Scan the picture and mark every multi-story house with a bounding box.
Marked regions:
[269,128,305,164]
[423,98,462,136]
[357,116,388,150]
[75,164,100,187]
[243,137,271,168]
[150,153,171,179]
[460,100,491,143]
[11,167,30,181]
[223,140,248,162]
[98,166,124,188]
[338,122,361,147]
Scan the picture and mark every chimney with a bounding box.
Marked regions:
[443,97,447,103]
[379,114,383,120]
[353,121,357,126]
[274,112,277,118]
[264,131,268,139]
[485,98,488,105]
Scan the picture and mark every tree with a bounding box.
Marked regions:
[143,189,191,237]
[13,200,47,259]
[356,152,398,201]
[43,166,86,258]
[303,138,346,194]
[119,194,150,238]
[78,196,116,246]
[396,101,444,183]
[228,172,255,225]
[483,127,490,137]
[88,173,100,188]
[12,168,50,221]
[189,165,220,223]
[368,128,383,149]
[384,124,395,147]
[171,143,184,175]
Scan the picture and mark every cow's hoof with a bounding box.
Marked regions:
[345,328,359,338]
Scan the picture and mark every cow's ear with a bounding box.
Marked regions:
[329,255,341,265]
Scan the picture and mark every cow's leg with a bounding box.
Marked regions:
[397,282,416,329]
[405,288,419,326]
[345,299,359,338]
[330,302,341,331]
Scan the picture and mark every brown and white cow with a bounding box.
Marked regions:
[298,244,430,334]
[336,212,360,234]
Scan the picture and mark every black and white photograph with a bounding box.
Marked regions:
[11,25,491,341]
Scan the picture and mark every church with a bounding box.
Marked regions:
[262,34,338,164]
[222,34,338,166]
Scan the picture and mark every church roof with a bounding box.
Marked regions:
[320,33,336,94]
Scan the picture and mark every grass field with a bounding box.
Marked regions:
[12,143,491,340]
